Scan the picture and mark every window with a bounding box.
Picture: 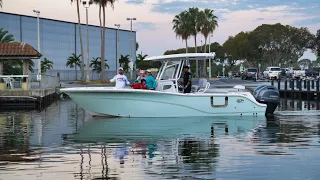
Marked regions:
[161,65,176,80]
[270,68,281,71]
[247,68,257,72]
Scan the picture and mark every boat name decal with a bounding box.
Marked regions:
[236,99,244,103]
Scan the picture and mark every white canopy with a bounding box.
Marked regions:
[144,53,216,61]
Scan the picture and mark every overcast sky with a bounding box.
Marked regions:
[1,0,319,59]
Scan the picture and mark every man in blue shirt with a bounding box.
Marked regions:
[146,70,157,90]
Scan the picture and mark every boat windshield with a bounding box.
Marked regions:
[158,61,181,80]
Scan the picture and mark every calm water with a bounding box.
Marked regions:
[0,99,320,180]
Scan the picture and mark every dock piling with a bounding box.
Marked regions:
[284,80,287,99]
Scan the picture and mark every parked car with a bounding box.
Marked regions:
[290,67,306,79]
[263,67,281,80]
[280,68,291,78]
[231,71,241,77]
[241,68,258,80]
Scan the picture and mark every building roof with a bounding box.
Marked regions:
[0,42,42,59]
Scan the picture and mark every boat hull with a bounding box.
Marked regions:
[61,87,267,117]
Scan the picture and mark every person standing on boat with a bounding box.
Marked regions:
[106,67,130,89]
[183,66,192,93]
[146,70,157,90]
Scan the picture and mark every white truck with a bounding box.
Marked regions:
[263,67,281,80]
[289,67,306,79]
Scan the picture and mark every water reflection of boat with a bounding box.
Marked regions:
[64,116,266,143]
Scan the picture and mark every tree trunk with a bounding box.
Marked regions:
[75,66,77,80]
[195,35,199,78]
[99,4,102,41]
[185,39,188,53]
[100,5,106,82]
[203,36,207,76]
[76,0,85,81]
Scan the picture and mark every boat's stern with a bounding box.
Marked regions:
[253,85,280,116]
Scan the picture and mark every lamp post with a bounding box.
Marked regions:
[83,0,92,82]
[33,10,41,81]
[208,34,214,78]
[114,24,120,71]
[126,17,136,79]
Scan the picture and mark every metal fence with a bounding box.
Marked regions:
[29,74,60,89]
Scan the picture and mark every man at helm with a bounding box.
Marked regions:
[183,66,192,93]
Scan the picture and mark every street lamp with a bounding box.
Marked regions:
[83,0,92,82]
[208,34,214,78]
[126,17,136,79]
[33,10,41,81]
[114,24,120,71]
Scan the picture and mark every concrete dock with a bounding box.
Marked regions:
[0,74,61,110]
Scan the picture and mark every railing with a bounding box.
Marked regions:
[0,74,60,90]
[0,75,29,89]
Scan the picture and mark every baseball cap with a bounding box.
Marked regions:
[119,67,123,70]
[146,69,151,72]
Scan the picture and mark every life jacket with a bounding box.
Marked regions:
[132,83,147,89]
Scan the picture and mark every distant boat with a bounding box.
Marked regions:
[61,53,279,118]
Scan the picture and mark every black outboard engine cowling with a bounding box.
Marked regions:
[253,85,280,116]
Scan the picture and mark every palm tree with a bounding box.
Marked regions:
[199,9,218,76]
[0,28,14,42]
[90,57,109,73]
[41,58,53,73]
[70,0,85,81]
[135,54,148,70]
[66,53,81,80]
[119,55,130,72]
[93,0,116,82]
[188,7,201,77]
[172,11,192,53]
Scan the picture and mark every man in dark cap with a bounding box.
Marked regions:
[183,66,192,93]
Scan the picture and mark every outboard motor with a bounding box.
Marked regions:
[253,85,280,116]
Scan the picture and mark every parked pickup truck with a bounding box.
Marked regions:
[290,68,306,79]
[263,67,281,79]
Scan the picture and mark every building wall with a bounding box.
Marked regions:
[0,12,136,81]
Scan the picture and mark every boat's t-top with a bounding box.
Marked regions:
[144,53,215,93]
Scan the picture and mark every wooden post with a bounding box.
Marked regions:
[317,79,320,102]
[304,79,307,89]
[296,79,299,89]
[277,79,280,90]
[271,80,274,86]
[284,80,287,99]
[312,80,315,89]
[290,80,294,98]
[307,80,310,105]
[299,79,302,100]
